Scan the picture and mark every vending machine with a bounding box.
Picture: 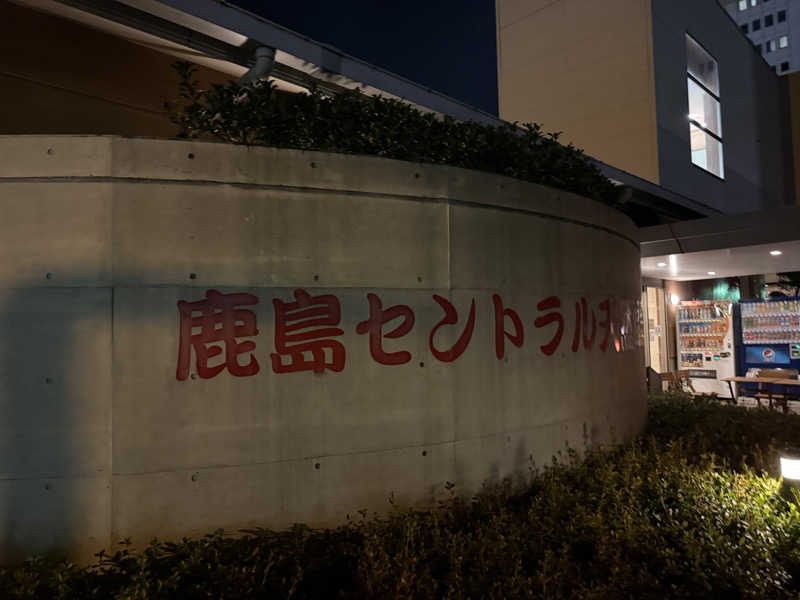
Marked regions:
[738,297,800,375]
[675,300,735,397]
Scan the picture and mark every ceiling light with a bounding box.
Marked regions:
[708,271,716,275]
[770,250,783,256]
[656,262,667,267]
[670,293,680,306]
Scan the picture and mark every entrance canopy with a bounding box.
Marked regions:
[640,205,800,281]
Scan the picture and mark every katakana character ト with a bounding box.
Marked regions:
[492,294,524,359]
[534,296,563,356]
[429,295,476,363]
[356,293,415,365]
[271,289,345,374]
[176,289,260,381]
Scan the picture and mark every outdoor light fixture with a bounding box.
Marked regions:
[770,250,783,256]
[708,271,716,276]
[780,449,800,482]
[670,293,680,306]
[657,262,667,267]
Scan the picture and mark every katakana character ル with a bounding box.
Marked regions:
[492,294,524,359]
[429,295,476,363]
[597,299,612,352]
[176,289,260,381]
[534,296,564,356]
[356,293,415,365]
[570,297,596,352]
[271,289,346,374]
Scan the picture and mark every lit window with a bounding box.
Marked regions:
[739,0,747,9]
[780,35,789,48]
[686,35,723,178]
[765,14,774,27]
[751,0,757,6]
[778,10,786,22]
[753,19,761,31]
[767,39,777,52]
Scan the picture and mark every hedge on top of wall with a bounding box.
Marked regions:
[167,63,624,211]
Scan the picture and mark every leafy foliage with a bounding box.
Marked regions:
[4,395,800,598]
[166,62,623,211]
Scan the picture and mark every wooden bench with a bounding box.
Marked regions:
[741,368,799,413]
[660,370,697,395]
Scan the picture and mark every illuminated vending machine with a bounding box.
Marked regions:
[739,297,800,375]
[676,300,735,397]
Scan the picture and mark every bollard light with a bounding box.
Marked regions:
[780,449,800,482]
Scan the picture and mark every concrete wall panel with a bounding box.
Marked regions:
[0,136,645,561]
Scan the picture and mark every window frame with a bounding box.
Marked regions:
[686,34,724,179]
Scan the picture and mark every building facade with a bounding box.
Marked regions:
[496,0,797,216]
[723,0,798,75]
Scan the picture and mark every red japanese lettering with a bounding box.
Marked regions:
[492,294,524,359]
[356,293,415,365]
[271,289,345,374]
[176,289,259,381]
[429,295,476,363]
[571,297,597,352]
[597,299,611,352]
[534,296,563,356]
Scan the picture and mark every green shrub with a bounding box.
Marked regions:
[166,63,623,211]
[4,396,800,598]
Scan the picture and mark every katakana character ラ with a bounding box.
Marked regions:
[534,296,564,356]
[356,293,415,365]
[492,294,524,359]
[271,289,346,374]
[429,295,476,363]
[176,289,260,381]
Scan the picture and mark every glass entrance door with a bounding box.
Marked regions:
[643,286,668,373]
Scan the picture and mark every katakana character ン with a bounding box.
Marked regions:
[597,299,612,352]
[356,293,415,365]
[493,294,524,359]
[271,289,346,374]
[570,297,596,352]
[176,289,260,381]
[429,295,476,363]
[534,296,564,356]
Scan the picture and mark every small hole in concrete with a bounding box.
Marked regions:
[422,450,427,456]
[45,272,53,280]
[189,273,197,280]
[313,274,319,281]
[315,462,321,470]
[310,162,317,168]
[44,483,51,491]
[187,153,195,159]
[45,377,53,384]
[417,276,422,283]
[46,148,54,155]
[419,361,425,368]
[191,472,199,482]
[414,173,420,179]
[190,374,197,380]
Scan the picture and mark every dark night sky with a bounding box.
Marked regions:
[228,1,499,115]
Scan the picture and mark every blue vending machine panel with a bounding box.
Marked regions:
[738,298,800,375]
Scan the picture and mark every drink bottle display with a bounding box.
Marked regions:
[675,300,735,398]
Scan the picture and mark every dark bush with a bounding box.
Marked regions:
[166,63,623,211]
[4,396,800,598]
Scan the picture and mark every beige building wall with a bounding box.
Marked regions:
[0,2,232,138]
[496,0,660,184]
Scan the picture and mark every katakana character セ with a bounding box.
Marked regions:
[356,293,415,365]
[571,297,596,352]
[429,295,476,363]
[176,289,260,381]
[271,289,345,374]
[534,296,563,356]
[492,294,524,359]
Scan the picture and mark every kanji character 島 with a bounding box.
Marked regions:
[429,295,476,363]
[356,293,415,365]
[534,296,563,356]
[492,294,524,359]
[176,289,260,381]
[271,289,346,374]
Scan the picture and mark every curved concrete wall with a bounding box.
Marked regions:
[0,135,646,561]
